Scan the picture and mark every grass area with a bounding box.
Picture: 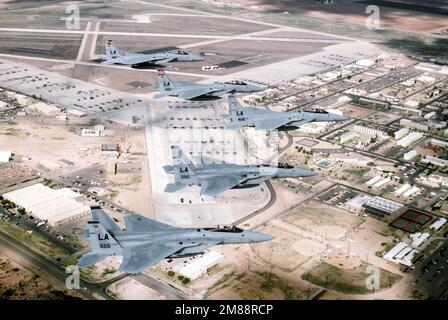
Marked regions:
[343,167,371,178]
[105,190,119,200]
[102,267,117,277]
[60,255,79,268]
[257,271,299,300]
[302,262,401,295]
[0,218,69,260]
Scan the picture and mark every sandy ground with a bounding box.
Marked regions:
[0,254,82,300]
[0,114,154,217]
[107,277,165,300]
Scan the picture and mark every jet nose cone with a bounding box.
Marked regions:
[193,55,206,61]
[259,233,274,242]
[247,231,274,243]
[337,114,350,121]
[252,84,267,92]
[291,168,316,177]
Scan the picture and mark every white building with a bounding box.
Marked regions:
[417,173,448,188]
[422,156,448,168]
[402,186,420,198]
[394,184,411,196]
[364,196,403,215]
[424,111,436,120]
[403,149,417,161]
[0,150,12,163]
[397,132,423,147]
[356,59,375,67]
[394,128,409,140]
[366,175,382,186]
[39,159,61,170]
[331,152,372,166]
[373,177,390,189]
[383,242,418,267]
[81,125,105,137]
[3,183,90,227]
[400,119,428,131]
[27,102,60,116]
[353,125,386,138]
[430,218,447,231]
[340,131,358,143]
[410,232,430,248]
[179,251,224,280]
[416,75,435,83]
[67,109,86,117]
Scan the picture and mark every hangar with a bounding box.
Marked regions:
[3,183,90,227]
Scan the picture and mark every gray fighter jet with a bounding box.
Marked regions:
[100,40,205,66]
[154,69,267,100]
[224,95,350,131]
[77,206,273,274]
[164,146,317,197]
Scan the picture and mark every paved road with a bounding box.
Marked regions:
[0,27,352,44]
[0,206,77,255]
[0,228,112,300]
[234,132,294,227]
[414,239,448,300]
[132,273,186,300]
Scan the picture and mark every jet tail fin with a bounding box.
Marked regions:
[157,68,174,94]
[228,95,247,124]
[91,206,121,233]
[105,40,121,58]
[168,146,197,185]
[77,209,123,269]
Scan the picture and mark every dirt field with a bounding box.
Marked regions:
[302,254,402,295]
[0,255,82,300]
[252,225,310,272]
[282,201,363,240]
[107,277,165,300]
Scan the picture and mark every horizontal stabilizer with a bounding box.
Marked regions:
[77,252,108,268]
[164,182,186,193]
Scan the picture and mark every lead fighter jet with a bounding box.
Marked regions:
[224,95,349,131]
[163,146,317,197]
[100,40,205,66]
[154,69,267,100]
[77,206,273,274]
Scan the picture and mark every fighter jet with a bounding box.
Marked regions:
[163,146,317,197]
[154,69,267,100]
[77,206,273,274]
[100,40,205,66]
[224,95,350,131]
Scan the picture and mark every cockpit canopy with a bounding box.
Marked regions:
[204,225,244,233]
[307,108,328,114]
[176,50,188,55]
[225,80,247,85]
[278,162,294,169]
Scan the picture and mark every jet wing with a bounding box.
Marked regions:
[124,214,174,233]
[200,176,246,197]
[100,60,115,65]
[253,117,311,130]
[123,54,170,65]
[119,242,182,274]
[178,87,229,100]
